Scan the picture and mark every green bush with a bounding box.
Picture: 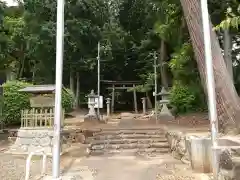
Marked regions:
[169,43,207,114]
[62,88,74,113]
[2,80,32,125]
[170,82,207,113]
[170,82,197,113]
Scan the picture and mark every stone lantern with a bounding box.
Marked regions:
[159,87,174,120]
[84,90,98,121]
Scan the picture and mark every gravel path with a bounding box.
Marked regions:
[0,153,52,180]
[0,152,211,180]
[0,133,50,180]
[46,154,208,180]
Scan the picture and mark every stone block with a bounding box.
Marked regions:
[166,131,189,162]
[188,136,240,175]
[7,128,63,156]
[16,136,32,145]
[39,136,52,146]
[187,137,213,173]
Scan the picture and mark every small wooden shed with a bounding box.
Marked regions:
[19,85,65,128]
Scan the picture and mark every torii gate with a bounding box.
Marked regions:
[101,80,141,113]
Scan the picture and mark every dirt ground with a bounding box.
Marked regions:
[64,112,210,131]
[0,111,211,180]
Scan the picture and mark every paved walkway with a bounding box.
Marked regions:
[41,154,209,180]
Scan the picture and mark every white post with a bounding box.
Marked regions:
[200,0,218,179]
[52,0,64,178]
[97,42,100,118]
[154,52,157,121]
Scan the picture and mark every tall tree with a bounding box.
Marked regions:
[180,0,240,134]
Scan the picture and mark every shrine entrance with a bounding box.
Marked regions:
[101,80,141,113]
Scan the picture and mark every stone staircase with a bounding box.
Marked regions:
[85,128,170,157]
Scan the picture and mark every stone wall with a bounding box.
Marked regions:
[7,128,55,155]
[8,128,96,144]
[218,146,240,180]
[165,130,190,164]
[63,129,87,143]
[6,128,81,155]
[165,128,240,180]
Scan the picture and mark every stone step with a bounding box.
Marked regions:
[93,129,165,136]
[90,142,169,150]
[86,138,167,145]
[106,122,119,126]
[108,118,121,122]
[91,134,165,141]
[90,148,170,156]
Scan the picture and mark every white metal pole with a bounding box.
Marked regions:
[97,42,100,118]
[52,0,64,179]
[154,52,157,121]
[200,0,218,179]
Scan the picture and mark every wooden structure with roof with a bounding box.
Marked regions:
[101,80,141,113]
[19,85,64,128]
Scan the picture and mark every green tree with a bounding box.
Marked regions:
[180,0,240,134]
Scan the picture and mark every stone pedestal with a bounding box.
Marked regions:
[6,128,66,156]
[84,103,98,121]
[158,103,174,121]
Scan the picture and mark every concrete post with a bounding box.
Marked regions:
[141,97,146,115]
[106,98,111,117]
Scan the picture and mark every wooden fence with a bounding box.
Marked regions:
[21,108,64,128]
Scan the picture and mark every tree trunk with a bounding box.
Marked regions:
[75,72,80,108]
[146,92,152,109]
[158,39,168,89]
[17,44,25,79]
[70,68,74,94]
[18,58,25,79]
[180,0,240,134]
[224,29,233,80]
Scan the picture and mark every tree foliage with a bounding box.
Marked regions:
[0,0,240,127]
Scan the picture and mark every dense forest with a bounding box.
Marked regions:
[0,0,240,133]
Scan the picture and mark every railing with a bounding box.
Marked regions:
[21,108,64,128]
[25,148,47,180]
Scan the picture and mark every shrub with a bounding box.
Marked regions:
[2,80,32,125]
[170,82,197,113]
[62,88,74,113]
[169,43,207,113]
